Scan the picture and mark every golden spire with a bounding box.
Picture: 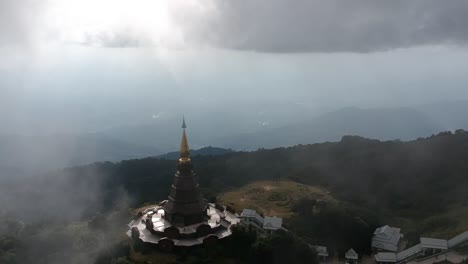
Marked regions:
[179,116,191,163]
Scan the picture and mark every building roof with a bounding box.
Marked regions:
[241,209,257,217]
[420,237,448,250]
[313,245,329,257]
[374,230,468,263]
[396,244,422,261]
[345,248,358,260]
[240,209,264,225]
[375,252,397,262]
[374,225,401,235]
[162,120,208,225]
[372,225,403,252]
[127,204,239,247]
[179,124,190,159]
[263,216,282,230]
[448,231,468,248]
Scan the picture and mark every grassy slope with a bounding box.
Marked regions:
[127,179,467,262]
[442,205,468,237]
[218,180,336,218]
[127,180,334,263]
[219,180,468,242]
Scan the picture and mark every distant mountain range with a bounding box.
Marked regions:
[2,101,468,172]
[415,100,468,130]
[0,133,159,174]
[157,146,234,160]
[218,106,444,150]
[101,101,468,152]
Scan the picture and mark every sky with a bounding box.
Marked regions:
[3,2,468,262]
[1,0,468,135]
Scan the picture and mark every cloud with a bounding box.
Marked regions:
[179,0,468,53]
[0,0,44,47]
[78,30,145,48]
[3,0,468,53]
[0,0,49,70]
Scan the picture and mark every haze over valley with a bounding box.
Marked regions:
[2,100,468,172]
[2,1,468,264]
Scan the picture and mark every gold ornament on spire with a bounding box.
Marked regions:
[179,116,191,163]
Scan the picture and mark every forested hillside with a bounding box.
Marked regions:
[10,129,465,229]
[61,129,468,220]
[1,130,468,263]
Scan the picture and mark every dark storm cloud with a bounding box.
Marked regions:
[2,0,467,53]
[184,0,468,53]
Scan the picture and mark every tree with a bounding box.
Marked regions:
[251,230,318,264]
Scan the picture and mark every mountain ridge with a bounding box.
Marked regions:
[157,146,234,160]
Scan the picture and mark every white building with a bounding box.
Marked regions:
[263,216,283,234]
[374,230,468,264]
[313,245,329,262]
[420,237,448,255]
[240,209,264,229]
[239,209,284,233]
[345,248,359,264]
[372,225,404,252]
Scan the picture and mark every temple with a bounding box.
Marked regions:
[127,118,240,251]
[162,117,208,225]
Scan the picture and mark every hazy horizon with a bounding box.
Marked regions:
[2,0,468,171]
[2,2,468,263]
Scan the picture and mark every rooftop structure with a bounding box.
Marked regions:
[345,248,359,264]
[314,245,329,258]
[396,244,422,261]
[240,209,263,221]
[374,229,468,264]
[162,117,208,226]
[420,238,448,250]
[263,216,283,231]
[311,245,329,262]
[448,231,468,248]
[375,252,397,263]
[239,208,284,233]
[127,118,240,250]
[372,225,404,252]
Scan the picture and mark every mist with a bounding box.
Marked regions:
[2,45,468,173]
[1,1,468,263]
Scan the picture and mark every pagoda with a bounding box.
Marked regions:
[127,118,240,251]
[162,117,208,225]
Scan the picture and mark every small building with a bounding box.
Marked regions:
[374,230,468,264]
[375,244,422,264]
[313,245,329,262]
[375,238,449,264]
[263,216,283,234]
[372,225,403,252]
[395,244,421,262]
[420,237,448,256]
[240,209,264,228]
[374,252,397,264]
[345,248,358,264]
[239,209,284,233]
